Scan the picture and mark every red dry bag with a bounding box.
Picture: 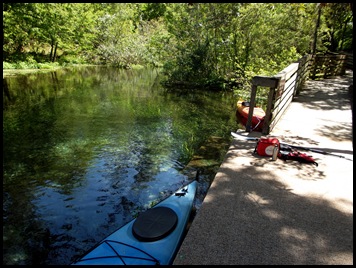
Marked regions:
[254,137,280,156]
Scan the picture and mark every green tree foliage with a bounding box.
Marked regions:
[140,3,167,21]
[236,3,309,76]
[162,3,240,88]
[86,3,171,68]
[3,3,102,63]
[93,3,138,67]
[161,3,323,88]
[3,3,353,88]
[319,3,353,52]
[3,3,39,61]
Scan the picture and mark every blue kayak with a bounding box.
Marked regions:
[72,180,197,265]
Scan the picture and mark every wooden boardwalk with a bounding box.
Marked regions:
[173,70,353,265]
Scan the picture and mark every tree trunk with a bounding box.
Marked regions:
[311,4,321,55]
[53,42,58,62]
[340,16,351,51]
[232,32,238,71]
[50,40,54,62]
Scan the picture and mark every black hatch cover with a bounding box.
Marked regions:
[132,207,178,242]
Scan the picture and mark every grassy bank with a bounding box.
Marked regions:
[3,60,103,77]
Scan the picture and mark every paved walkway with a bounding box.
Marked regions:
[173,70,353,265]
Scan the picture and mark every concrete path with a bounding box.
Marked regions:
[173,71,353,265]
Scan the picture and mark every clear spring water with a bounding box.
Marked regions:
[3,66,238,265]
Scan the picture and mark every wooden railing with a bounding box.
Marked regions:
[309,53,347,79]
[245,52,350,134]
[344,52,353,70]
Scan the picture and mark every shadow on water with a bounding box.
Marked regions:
[3,66,238,265]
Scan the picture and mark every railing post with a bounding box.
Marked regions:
[311,54,317,80]
[295,54,311,96]
[339,54,347,75]
[262,83,278,135]
[245,84,257,132]
[247,76,279,133]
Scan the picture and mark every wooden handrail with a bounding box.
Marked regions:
[245,52,349,134]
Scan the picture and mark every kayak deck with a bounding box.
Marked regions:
[75,240,161,265]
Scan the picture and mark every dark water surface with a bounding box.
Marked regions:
[3,66,238,265]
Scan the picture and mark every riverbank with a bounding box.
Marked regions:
[2,64,99,77]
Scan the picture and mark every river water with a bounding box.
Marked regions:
[3,66,238,265]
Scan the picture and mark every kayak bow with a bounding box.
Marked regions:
[236,101,265,131]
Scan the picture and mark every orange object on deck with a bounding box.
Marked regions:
[236,101,265,131]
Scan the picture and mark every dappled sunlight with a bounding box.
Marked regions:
[279,226,309,244]
[329,198,353,215]
[176,130,353,264]
[279,227,329,264]
[245,191,271,206]
[295,72,353,112]
[320,252,354,265]
[274,71,353,147]
[261,208,282,220]
[315,121,353,142]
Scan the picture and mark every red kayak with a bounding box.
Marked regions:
[236,101,265,131]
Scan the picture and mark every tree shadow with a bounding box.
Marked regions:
[293,71,353,147]
[315,121,353,142]
[217,165,351,264]
[295,71,353,112]
[176,153,353,265]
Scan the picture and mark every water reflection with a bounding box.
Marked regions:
[3,66,237,265]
